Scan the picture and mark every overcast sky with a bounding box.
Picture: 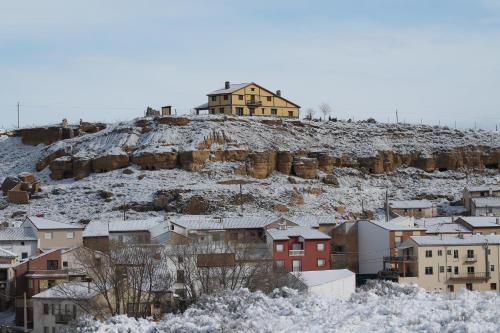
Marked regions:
[1,0,500,129]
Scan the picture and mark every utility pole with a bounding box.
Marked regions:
[395,109,399,123]
[23,292,27,332]
[17,102,20,128]
[385,189,389,222]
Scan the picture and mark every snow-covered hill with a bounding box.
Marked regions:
[1,118,500,225]
[71,282,500,333]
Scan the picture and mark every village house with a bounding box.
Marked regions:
[463,185,500,211]
[21,216,84,251]
[357,218,426,276]
[388,200,438,218]
[194,81,300,118]
[32,281,108,333]
[386,234,500,292]
[454,216,500,235]
[289,269,356,300]
[14,249,86,327]
[470,197,500,216]
[0,226,38,260]
[168,215,336,245]
[0,248,17,310]
[82,217,169,252]
[266,225,331,272]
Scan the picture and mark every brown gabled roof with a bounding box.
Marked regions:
[207,82,300,108]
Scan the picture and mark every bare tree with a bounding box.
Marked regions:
[68,242,172,318]
[164,238,292,306]
[318,102,332,121]
[305,108,315,121]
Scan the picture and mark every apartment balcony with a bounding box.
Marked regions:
[289,250,305,256]
[448,272,490,281]
[464,255,478,263]
[55,313,75,324]
[246,100,262,107]
[383,255,418,263]
[379,269,418,279]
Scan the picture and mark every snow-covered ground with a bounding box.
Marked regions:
[72,282,500,333]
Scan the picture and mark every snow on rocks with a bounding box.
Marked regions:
[71,281,500,333]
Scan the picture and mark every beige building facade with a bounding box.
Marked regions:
[21,216,84,250]
[392,235,500,292]
[196,82,300,118]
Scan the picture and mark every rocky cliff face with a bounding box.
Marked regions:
[28,116,500,180]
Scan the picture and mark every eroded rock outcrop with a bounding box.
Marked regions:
[132,150,178,170]
[246,151,277,179]
[293,157,318,179]
[92,153,130,173]
[179,151,210,172]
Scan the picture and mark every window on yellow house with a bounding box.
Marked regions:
[271,109,277,115]
[267,96,272,101]
[211,96,216,101]
[239,95,243,100]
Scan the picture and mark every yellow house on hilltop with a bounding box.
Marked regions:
[195,81,300,118]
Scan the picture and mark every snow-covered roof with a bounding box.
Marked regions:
[0,227,37,241]
[32,282,100,300]
[457,216,500,228]
[366,218,425,231]
[194,102,209,110]
[26,216,84,230]
[0,248,16,257]
[290,269,354,287]
[466,185,500,192]
[83,217,164,237]
[414,217,471,234]
[266,226,330,241]
[471,197,500,208]
[170,215,336,231]
[287,215,336,227]
[411,234,500,246]
[389,200,433,209]
[207,82,252,96]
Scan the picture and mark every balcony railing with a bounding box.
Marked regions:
[246,100,262,107]
[55,313,75,324]
[379,269,418,278]
[289,250,305,256]
[448,272,490,281]
[464,255,478,262]
[383,255,418,262]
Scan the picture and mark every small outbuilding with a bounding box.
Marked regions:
[289,269,355,300]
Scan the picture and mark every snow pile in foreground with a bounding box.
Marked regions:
[73,282,500,333]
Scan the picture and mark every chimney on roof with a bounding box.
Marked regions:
[225,81,230,89]
[458,233,464,239]
[276,90,281,97]
[496,217,500,225]
[489,187,493,196]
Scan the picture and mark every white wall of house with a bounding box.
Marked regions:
[32,298,82,333]
[0,240,37,260]
[358,221,390,274]
[308,274,356,301]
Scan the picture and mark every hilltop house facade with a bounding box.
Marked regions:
[195,81,300,118]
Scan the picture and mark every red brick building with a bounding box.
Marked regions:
[266,226,331,272]
[14,249,85,327]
